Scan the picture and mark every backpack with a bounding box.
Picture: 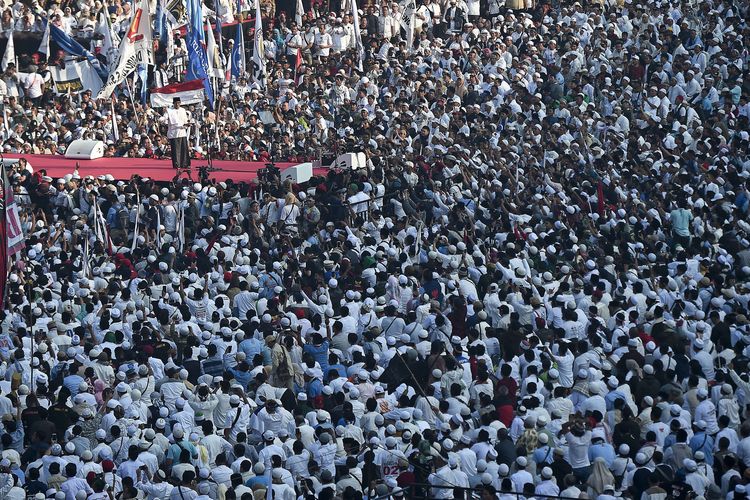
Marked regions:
[276,345,293,381]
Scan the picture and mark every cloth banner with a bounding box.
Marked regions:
[50,61,103,96]
[150,79,205,107]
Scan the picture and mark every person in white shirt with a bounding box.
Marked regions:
[158,97,192,170]
[314,23,333,60]
[284,26,304,67]
[22,66,43,104]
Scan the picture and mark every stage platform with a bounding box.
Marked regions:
[3,154,325,183]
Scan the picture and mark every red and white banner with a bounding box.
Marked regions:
[149,79,205,107]
[0,163,25,302]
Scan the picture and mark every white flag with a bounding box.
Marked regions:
[50,60,103,96]
[2,31,14,71]
[131,193,140,251]
[351,0,364,72]
[38,21,50,56]
[295,0,303,26]
[111,98,119,141]
[165,19,175,61]
[252,0,266,88]
[97,0,154,99]
[205,16,224,79]
[98,10,120,69]
[399,0,416,51]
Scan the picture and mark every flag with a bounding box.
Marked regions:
[97,0,153,99]
[399,0,416,51]
[294,47,302,85]
[98,9,120,69]
[205,17,214,78]
[251,0,266,88]
[38,20,49,56]
[0,163,26,303]
[137,63,149,104]
[230,0,246,80]
[205,16,223,79]
[111,98,119,141]
[166,0,186,26]
[44,22,108,80]
[92,200,113,255]
[131,193,140,252]
[50,60,103,96]
[82,234,91,278]
[215,16,227,80]
[154,0,166,41]
[295,0,304,26]
[176,204,186,252]
[165,18,175,62]
[2,32,14,72]
[150,79,205,107]
[351,0,364,72]
[185,0,214,107]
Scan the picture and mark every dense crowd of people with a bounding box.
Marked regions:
[1,0,750,498]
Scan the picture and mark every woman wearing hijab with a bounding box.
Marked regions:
[586,457,615,498]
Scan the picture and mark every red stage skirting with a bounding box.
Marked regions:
[4,154,325,183]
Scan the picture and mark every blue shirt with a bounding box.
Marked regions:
[303,341,330,373]
[246,475,269,488]
[689,432,715,465]
[228,367,254,389]
[306,379,323,399]
[239,338,263,361]
[167,440,197,463]
[62,374,85,397]
[605,390,627,411]
[589,442,616,468]
[533,446,554,466]
[326,363,347,380]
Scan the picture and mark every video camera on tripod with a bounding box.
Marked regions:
[257,162,280,184]
[197,165,219,185]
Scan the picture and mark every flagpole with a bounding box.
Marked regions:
[131,190,140,252]
[1,162,8,308]
[123,77,140,125]
[110,95,119,141]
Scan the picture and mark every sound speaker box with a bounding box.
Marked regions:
[280,163,314,184]
[64,140,105,160]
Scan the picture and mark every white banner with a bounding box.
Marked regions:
[252,0,266,88]
[399,0,416,51]
[351,0,364,71]
[97,0,154,99]
[2,32,15,72]
[50,61,103,96]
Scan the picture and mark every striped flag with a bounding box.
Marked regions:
[150,79,205,107]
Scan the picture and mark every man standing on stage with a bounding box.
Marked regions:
[160,97,192,170]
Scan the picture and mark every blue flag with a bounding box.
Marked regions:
[137,63,148,104]
[230,0,245,80]
[185,0,214,107]
[154,0,165,41]
[48,22,107,81]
